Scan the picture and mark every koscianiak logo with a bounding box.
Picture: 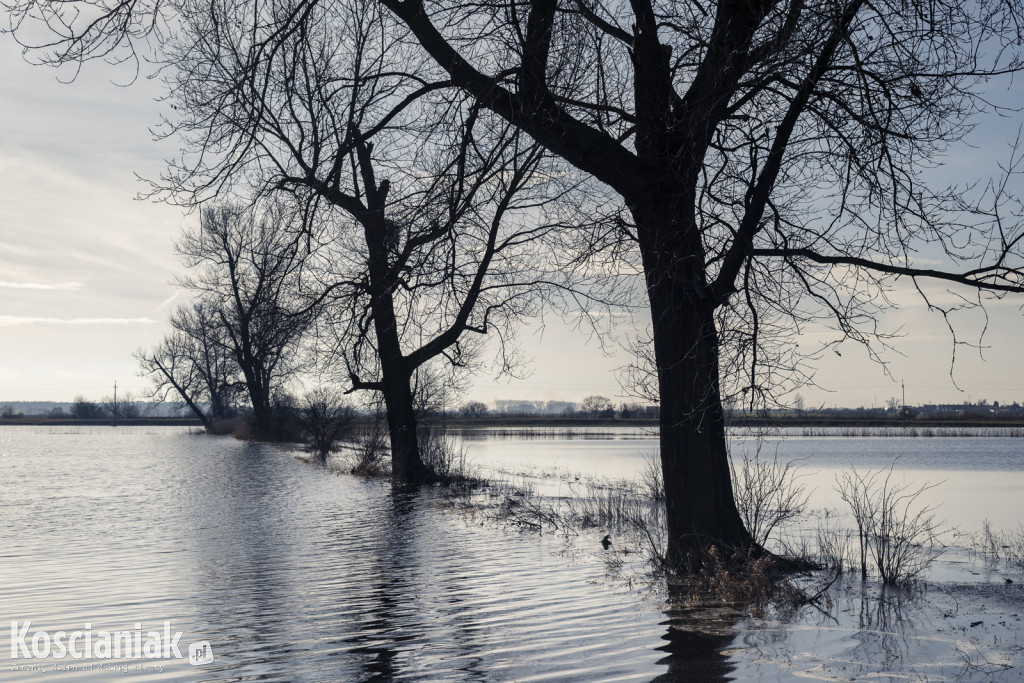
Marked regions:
[10,621,214,667]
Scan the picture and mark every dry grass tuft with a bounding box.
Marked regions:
[674,546,815,618]
[419,425,483,485]
[348,415,391,477]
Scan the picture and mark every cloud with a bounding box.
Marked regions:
[0,316,157,326]
[0,281,83,291]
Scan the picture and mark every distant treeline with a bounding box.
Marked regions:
[0,400,188,420]
[0,416,204,426]
[5,396,1024,429]
[737,400,1024,424]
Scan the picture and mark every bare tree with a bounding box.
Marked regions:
[101,391,141,421]
[70,396,103,420]
[136,302,242,429]
[306,117,600,483]
[297,387,356,462]
[4,0,623,484]
[100,395,119,422]
[458,401,489,418]
[369,0,1024,568]
[120,395,141,419]
[10,0,1024,567]
[175,202,316,436]
[152,0,620,484]
[581,395,614,417]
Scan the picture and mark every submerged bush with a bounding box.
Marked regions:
[677,546,812,618]
[836,463,944,584]
[976,520,1024,569]
[297,388,355,462]
[639,452,664,503]
[731,443,810,550]
[419,425,478,483]
[350,414,390,477]
[816,509,852,574]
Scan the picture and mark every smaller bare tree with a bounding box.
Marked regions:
[70,396,103,420]
[581,395,614,417]
[101,392,141,421]
[297,388,356,462]
[136,303,241,430]
[120,394,141,419]
[458,401,489,418]
[175,202,316,436]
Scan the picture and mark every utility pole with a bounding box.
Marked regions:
[901,380,906,421]
[113,380,118,428]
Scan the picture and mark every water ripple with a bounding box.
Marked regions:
[0,427,709,682]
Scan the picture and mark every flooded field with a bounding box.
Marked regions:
[2,426,1023,680]
[464,426,1024,531]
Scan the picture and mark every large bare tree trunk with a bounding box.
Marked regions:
[239,363,273,435]
[364,209,433,487]
[379,366,433,487]
[635,202,752,571]
[370,275,433,486]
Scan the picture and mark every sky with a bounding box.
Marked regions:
[2,37,1024,409]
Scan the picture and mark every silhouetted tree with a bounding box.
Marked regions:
[372,0,1024,567]
[297,387,356,462]
[458,401,489,418]
[581,395,613,417]
[101,392,141,421]
[175,203,316,436]
[136,302,242,429]
[151,0,618,484]
[618,403,643,419]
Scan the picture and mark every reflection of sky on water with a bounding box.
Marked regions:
[0,426,707,682]
[466,432,1024,533]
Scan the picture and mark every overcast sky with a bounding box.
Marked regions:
[2,36,1024,408]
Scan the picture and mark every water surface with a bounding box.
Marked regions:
[0,427,694,682]
[463,429,1024,530]
[3,426,1022,681]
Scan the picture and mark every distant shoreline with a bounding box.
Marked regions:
[0,417,204,427]
[3,414,1024,429]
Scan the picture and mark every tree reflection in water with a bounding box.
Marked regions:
[651,602,740,682]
